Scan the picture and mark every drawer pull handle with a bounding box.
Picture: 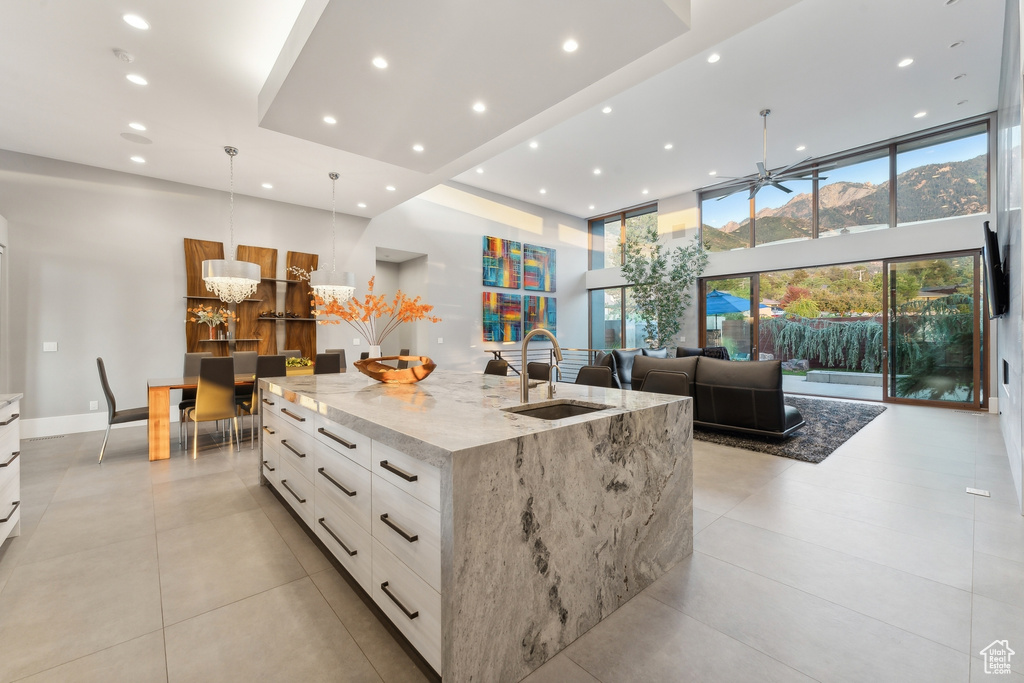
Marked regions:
[380,513,418,543]
[379,460,418,482]
[262,460,275,472]
[317,467,356,496]
[0,500,19,524]
[262,398,275,406]
[380,581,419,620]
[317,517,357,556]
[0,413,19,426]
[0,451,19,467]
[262,425,276,435]
[280,479,306,504]
[281,408,306,423]
[280,440,306,458]
[318,427,356,449]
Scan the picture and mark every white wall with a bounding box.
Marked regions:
[0,213,8,393]
[0,152,588,435]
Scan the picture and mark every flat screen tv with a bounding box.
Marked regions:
[983,220,1009,319]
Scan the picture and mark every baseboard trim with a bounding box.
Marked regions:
[21,412,179,439]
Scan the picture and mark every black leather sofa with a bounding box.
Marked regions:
[596,350,804,438]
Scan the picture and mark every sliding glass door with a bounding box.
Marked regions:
[703,276,755,360]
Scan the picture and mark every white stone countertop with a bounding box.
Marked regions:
[261,371,687,467]
[0,393,23,409]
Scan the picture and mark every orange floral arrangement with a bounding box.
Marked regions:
[312,277,441,345]
[187,304,235,328]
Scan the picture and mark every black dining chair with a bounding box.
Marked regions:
[232,350,258,405]
[359,352,369,360]
[240,354,286,449]
[527,362,551,381]
[397,348,410,370]
[96,357,149,464]
[574,365,615,388]
[184,357,240,459]
[179,351,212,445]
[325,348,347,370]
[282,349,301,359]
[314,353,342,375]
[484,359,509,376]
[639,370,690,396]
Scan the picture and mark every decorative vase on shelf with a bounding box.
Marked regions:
[368,345,382,359]
[208,326,216,340]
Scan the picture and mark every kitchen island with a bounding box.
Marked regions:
[259,370,692,682]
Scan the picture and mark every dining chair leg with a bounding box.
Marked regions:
[250,413,255,450]
[192,417,199,460]
[231,416,240,452]
[98,423,111,464]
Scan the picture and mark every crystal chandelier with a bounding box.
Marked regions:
[202,146,261,303]
[309,171,355,305]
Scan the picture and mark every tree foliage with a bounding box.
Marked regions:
[621,222,708,348]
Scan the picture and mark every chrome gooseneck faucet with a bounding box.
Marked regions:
[521,328,562,402]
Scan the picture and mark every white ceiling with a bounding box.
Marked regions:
[0,0,1005,222]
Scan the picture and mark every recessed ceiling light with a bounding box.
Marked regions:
[476,167,484,174]
[914,111,927,118]
[385,185,396,191]
[954,73,967,80]
[664,143,673,150]
[898,58,914,68]
[130,155,145,164]
[949,40,964,48]
[473,102,486,113]
[601,106,612,114]
[593,168,601,175]
[540,188,547,194]
[589,205,595,210]
[709,171,717,176]
[563,39,578,53]
[323,115,337,124]
[796,145,806,151]
[372,56,388,69]
[357,202,367,208]
[128,122,146,131]
[642,189,649,195]
[529,141,539,149]
[122,14,149,30]
[412,143,424,152]
[707,53,721,64]
[261,183,273,189]
[126,74,147,85]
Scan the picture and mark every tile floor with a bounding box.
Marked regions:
[0,402,1021,682]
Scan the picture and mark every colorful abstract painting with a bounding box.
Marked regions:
[482,236,522,289]
[483,292,522,342]
[524,296,556,335]
[523,244,556,292]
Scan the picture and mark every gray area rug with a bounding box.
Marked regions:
[693,396,887,464]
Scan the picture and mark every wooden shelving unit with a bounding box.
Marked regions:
[184,238,230,357]
[237,245,278,356]
[284,251,319,360]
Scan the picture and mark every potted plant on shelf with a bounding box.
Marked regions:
[187,304,236,340]
[312,276,441,358]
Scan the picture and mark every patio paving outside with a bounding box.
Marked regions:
[782,374,883,401]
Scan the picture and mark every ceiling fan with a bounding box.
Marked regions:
[716,109,826,200]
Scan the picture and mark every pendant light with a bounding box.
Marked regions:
[309,171,355,304]
[202,146,261,303]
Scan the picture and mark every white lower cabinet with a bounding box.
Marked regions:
[314,494,372,592]
[277,457,314,527]
[372,539,442,672]
[0,397,21,543]
[371,474,441,592]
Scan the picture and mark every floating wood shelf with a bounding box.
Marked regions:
[198,338,261,343]
[258,317,317,322]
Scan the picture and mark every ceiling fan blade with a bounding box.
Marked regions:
[756,162,767,178]
[774,156,812,176]
[768,180,793,193]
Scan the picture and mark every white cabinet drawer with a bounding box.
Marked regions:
[314,495,372,593]
[267,396,315,436]
[0,446,20,495]
[0,401,20,440]
[264,416,317,483]
[371,475,441,592]
[260,445,279,483]
[314,415,372,471]
[372,441,441,512]
[276,458,314,527]
[0,474,20,542]
[314,448,371,531]
[372,539,442,674]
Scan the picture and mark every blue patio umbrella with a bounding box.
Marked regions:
[705,289,753,315]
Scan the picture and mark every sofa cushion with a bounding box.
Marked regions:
[694,358,785,432]
[631,355,697,395]
[642,347,668,358]
[594,351,620,389]
[702,346,731,360]
[611,348,643,389]
[676,347,703,358]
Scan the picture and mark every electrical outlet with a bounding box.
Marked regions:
[42,341,58,353]
[353,338,361,345]
[89,400,98,410]
[437,337,443,344]
[680,337,685,342]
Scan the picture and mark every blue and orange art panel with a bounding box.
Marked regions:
[482,236,522,289]
[523,244,556,292]
[482,292,522,342]
[525,295,556,335]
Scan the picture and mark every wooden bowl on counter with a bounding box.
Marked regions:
[353,356,437,384]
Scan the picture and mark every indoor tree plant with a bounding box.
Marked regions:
[621,222,707,349]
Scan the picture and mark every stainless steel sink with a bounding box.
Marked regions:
[502,399,612,421]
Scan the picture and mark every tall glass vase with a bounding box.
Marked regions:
[368,345,382,359]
